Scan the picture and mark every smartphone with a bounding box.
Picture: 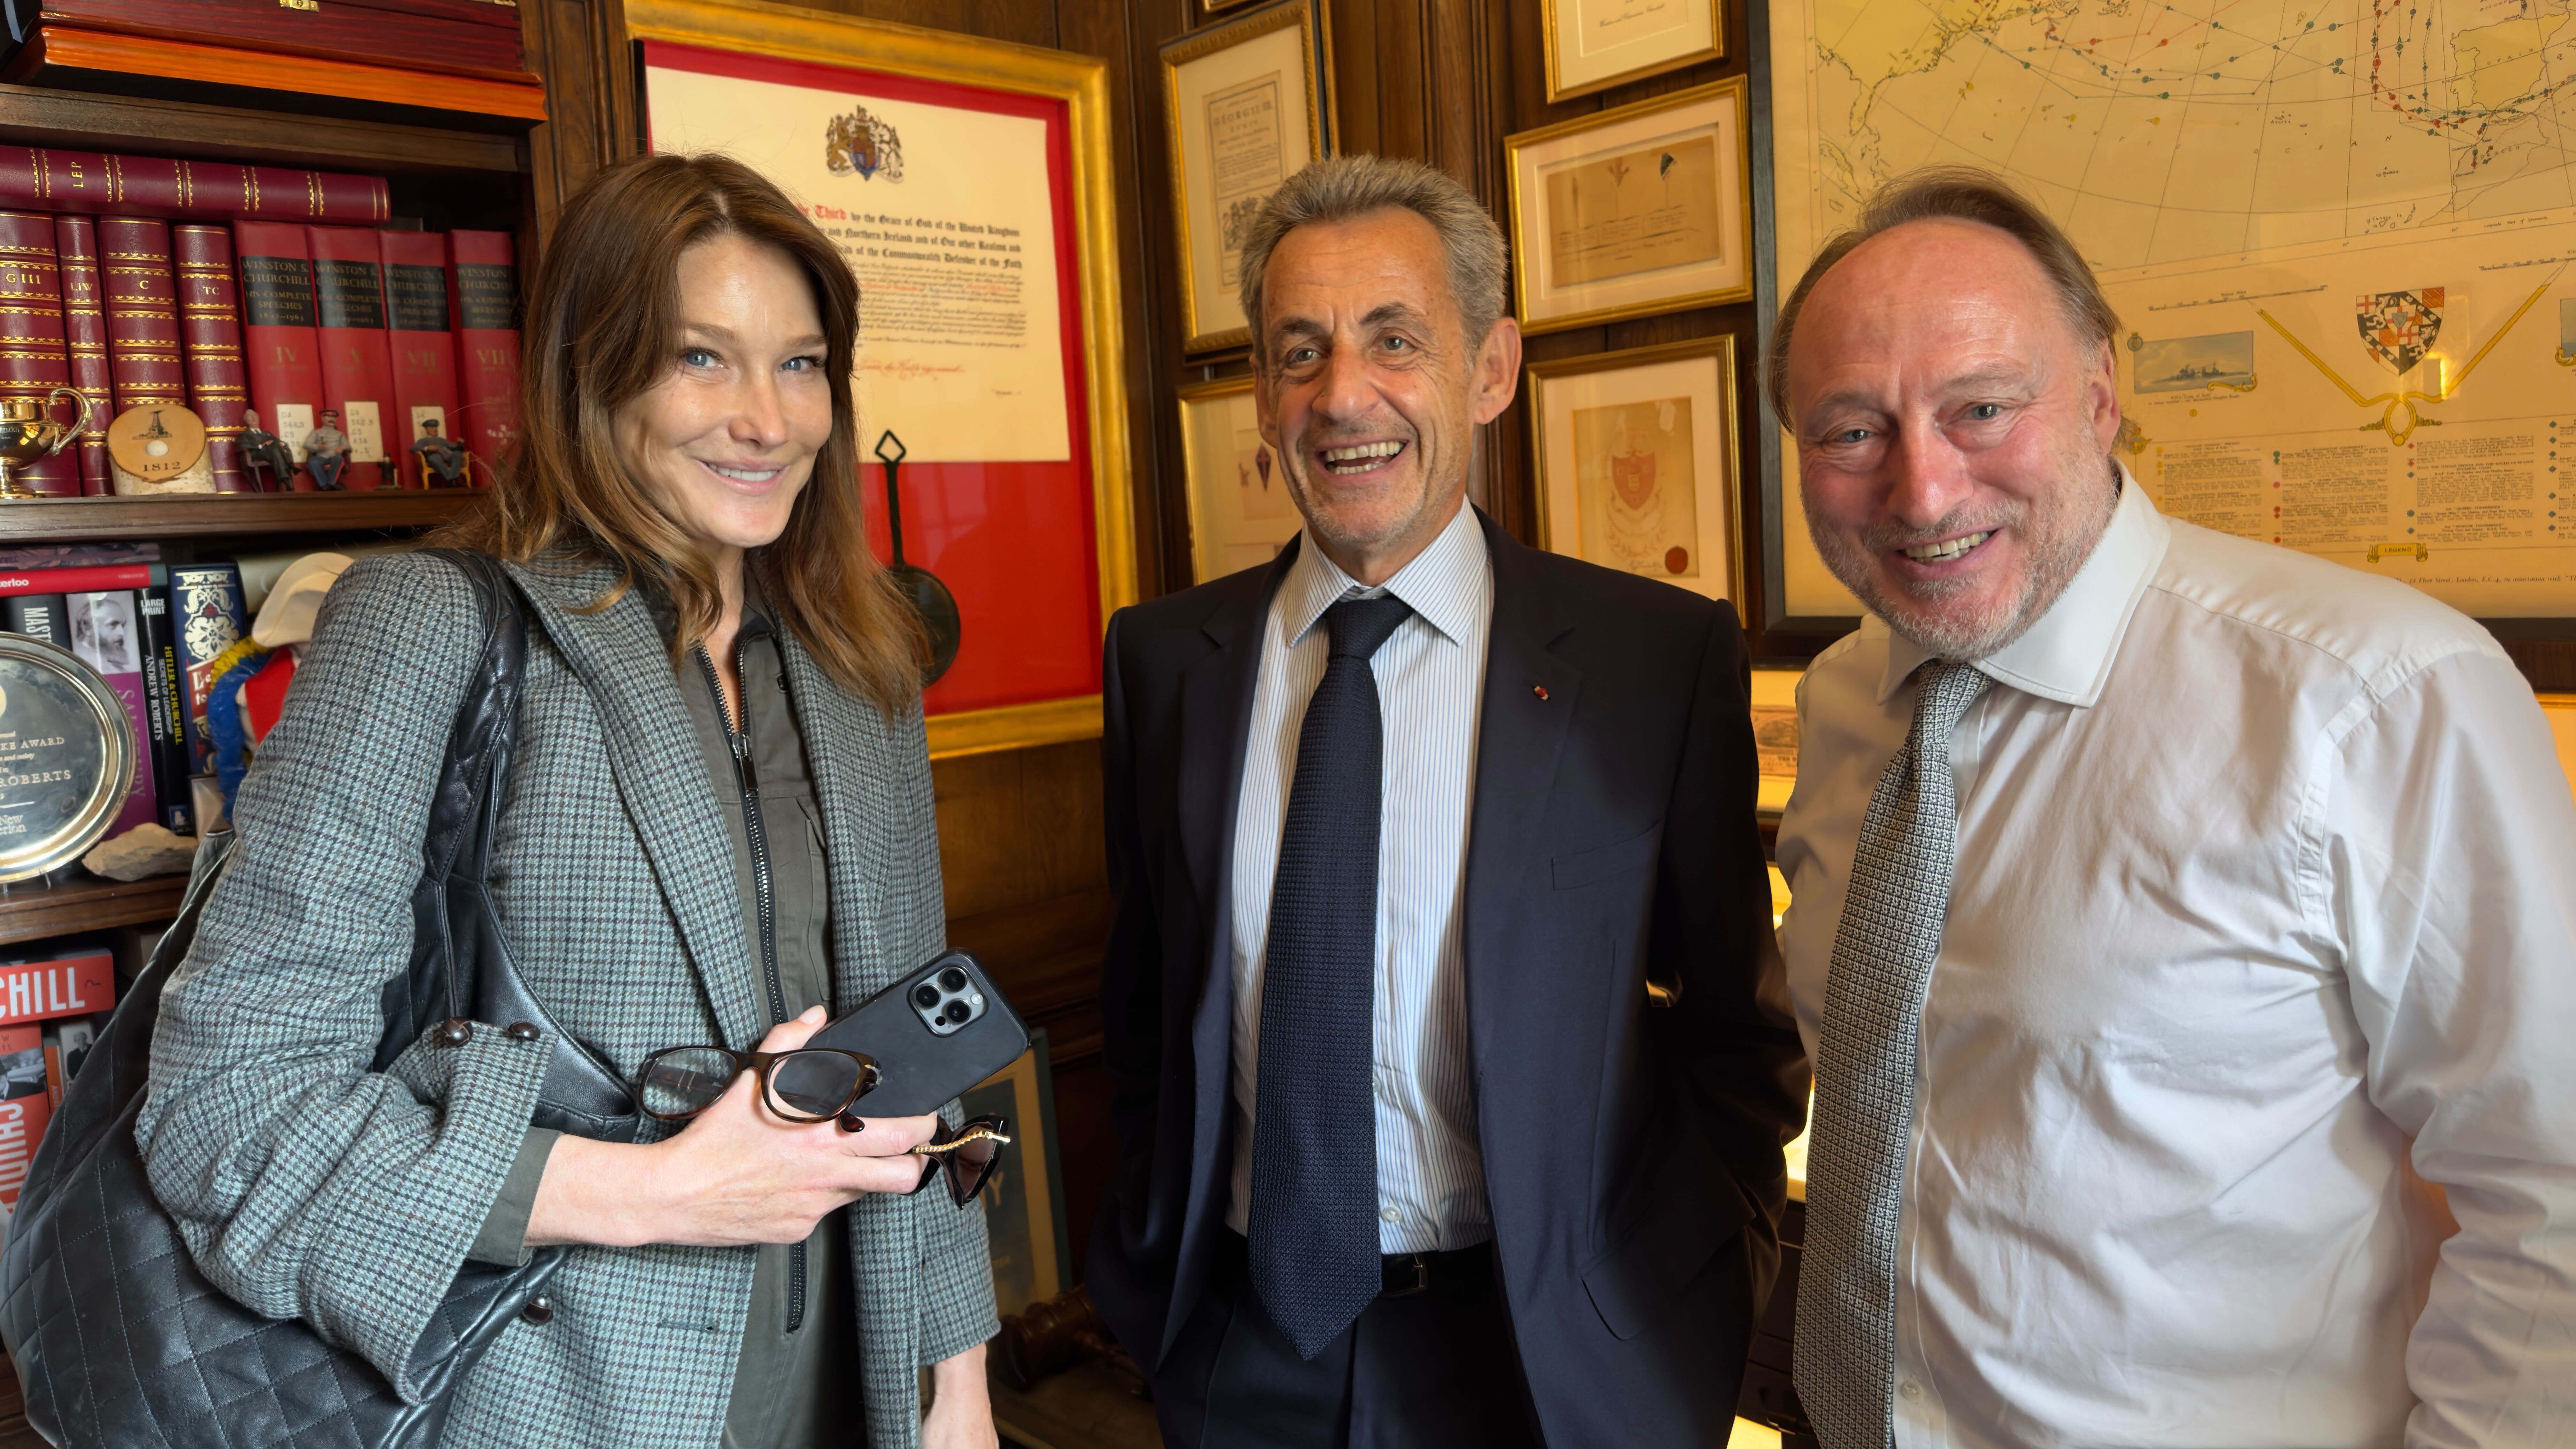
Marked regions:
[806,948,1029,1119]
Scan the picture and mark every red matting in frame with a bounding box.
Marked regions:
[643,39,1101,717]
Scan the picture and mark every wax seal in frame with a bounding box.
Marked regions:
[108,403,217,495]
[0,634,134,882]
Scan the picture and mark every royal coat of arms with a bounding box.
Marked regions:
[2356,289,2443,375]
[824,105,904,182]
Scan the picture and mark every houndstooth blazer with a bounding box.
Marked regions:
[136,551,997,1449]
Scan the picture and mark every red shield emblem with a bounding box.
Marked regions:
[2357,290,2443,375]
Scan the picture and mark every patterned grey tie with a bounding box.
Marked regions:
[1795,659,1990,1449]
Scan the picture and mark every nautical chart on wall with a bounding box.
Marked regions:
[1768,0,2576,615]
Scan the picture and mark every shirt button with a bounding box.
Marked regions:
[1379,1206,1401,1223]
[1900,1380,1923,1401]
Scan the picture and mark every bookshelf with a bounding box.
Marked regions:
[0,489,488,543]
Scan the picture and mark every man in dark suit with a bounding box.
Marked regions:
[1089,154,1808,1447]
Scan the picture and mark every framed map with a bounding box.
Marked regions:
[1766,0,2576,619]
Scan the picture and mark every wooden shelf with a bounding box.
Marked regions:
[0,490,488,543]
[0,871,181,948]
[0,80,524,174]
[4,28,545,130]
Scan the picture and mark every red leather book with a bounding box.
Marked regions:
[0,210,77,496]
[172,223,248,493]
[447,229,517,482]
[232,220,322,491]
[0,148,387,224]
[9,0,526,79]
[96,215,184,446]
[379,229,459,489]
[305,225,393,490]
[52,216,110,494]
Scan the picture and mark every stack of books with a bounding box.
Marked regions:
[0,557,245,839]
[0,143,524,497]
[0,945,117,1215]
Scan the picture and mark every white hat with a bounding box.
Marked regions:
[250,551,356,649]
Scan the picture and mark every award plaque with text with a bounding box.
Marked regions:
[0,635,134,882]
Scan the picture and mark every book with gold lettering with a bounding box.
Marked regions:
[0,146,389,224]
[232,220,321,489]
[447,228,517,478]
[96,214,183,420]
[53,215,110,494]
[172,223,247,492]
[381,229,458,488]
[0,209,77,496]
[306,224,393,490]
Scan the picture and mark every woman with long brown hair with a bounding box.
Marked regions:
[137,153,1000,1447]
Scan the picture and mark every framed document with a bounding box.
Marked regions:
[1178,374,1301,583]
[1542,0,1724,102]
[630,0,1136,759]
[959,1031,1070,1320]
[1162,0,1334,353]
[1528,334,1744,608]
[0,636,133,882]
[1505,78,1752,335]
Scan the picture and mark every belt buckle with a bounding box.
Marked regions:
[1382,1253,1430,1299]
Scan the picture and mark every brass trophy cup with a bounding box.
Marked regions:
[0,387,94,500]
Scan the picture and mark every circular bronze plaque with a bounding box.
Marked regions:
[107,403,208,484]
[0,635,134,881]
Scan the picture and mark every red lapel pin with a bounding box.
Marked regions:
[1532,684,1550,701]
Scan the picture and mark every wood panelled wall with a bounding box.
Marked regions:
[516,0,1792,1287]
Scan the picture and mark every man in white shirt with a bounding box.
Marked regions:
[1771,167,2576,1449]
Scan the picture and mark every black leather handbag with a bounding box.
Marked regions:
[0,550,641,1448]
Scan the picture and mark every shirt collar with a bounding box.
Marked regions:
[1280,502,1489,648]
[1877,462,2171,707]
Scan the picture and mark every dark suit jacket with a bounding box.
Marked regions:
[1088,509,1809,1445]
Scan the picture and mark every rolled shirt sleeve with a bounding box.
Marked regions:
[465,1128,563,1269]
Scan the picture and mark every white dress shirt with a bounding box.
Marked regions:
[1778,476,2576,1448]
[1224,503,1495,1254]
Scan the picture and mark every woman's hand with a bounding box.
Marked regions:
[527,1006,943,1249]
[922,1342,998,1449]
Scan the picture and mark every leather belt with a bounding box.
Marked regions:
[1379,1239,1492,1300]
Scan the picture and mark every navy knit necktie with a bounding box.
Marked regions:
[1248,592,1414,1361]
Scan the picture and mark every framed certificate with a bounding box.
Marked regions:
[1177,374,1302,583]
[1542,0,1724,102]
[1161,0,1335,353]
[1505,78,1753,335]
[629,0,1137,759]
[1527,334,1744,609]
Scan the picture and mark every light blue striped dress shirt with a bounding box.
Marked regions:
[1224,503,1495,1255]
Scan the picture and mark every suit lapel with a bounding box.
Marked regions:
[506,561,768,1052]
[1462,515,1582,1042]
[775,630,921,1011]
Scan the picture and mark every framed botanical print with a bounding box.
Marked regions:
[1505,78,1752,335]
[1528,334,1744,607]
[1178,373,1302,582]
[1162,0,1335,352]
[1541,0,1724,102]
[628,0,1138,761]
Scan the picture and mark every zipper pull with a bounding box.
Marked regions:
[734,729,760,790]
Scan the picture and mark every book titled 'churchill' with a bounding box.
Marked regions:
[308,225,393,490]
[381,229,458,488]
[0,210,77,496]
[448,229,518,477]
[233,221,322,489]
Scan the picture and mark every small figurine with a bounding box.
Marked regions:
[302,409,351,491]
[409,417,470,488]
[238,408,299,493]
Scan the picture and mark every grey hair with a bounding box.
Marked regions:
[1765,166,2120,425]
[1236,155,1508,363]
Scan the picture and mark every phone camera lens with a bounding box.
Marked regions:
[939,967,968,992]
[942,1000,972,1025]
[913,984,941,1010]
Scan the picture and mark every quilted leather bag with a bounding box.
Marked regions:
[0,550,641,1447]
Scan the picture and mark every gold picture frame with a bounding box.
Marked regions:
[1527,334,1744,609]
[1178,373,1302,583]
[626,0,1138,760]
[1504,77,1753,336]
[1162,0,1335,353]
[1541,0,1724,102]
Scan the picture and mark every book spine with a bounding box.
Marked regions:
[0,210,78,497]
[67,590,157,837]
[0,564,157,596]
[169,566,245,777]
[380,230,460,489]
[233,221,322,491]
[137,588,192,835]
[0,1022,53,1210]
[0,954,116,1028]
[0,149,388,223]
[307,225,395,490]
[3,594,66,645]
[172,224,248,493]
[53,217,111,495]
[97,216,185,428]
[447,229,518,482]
